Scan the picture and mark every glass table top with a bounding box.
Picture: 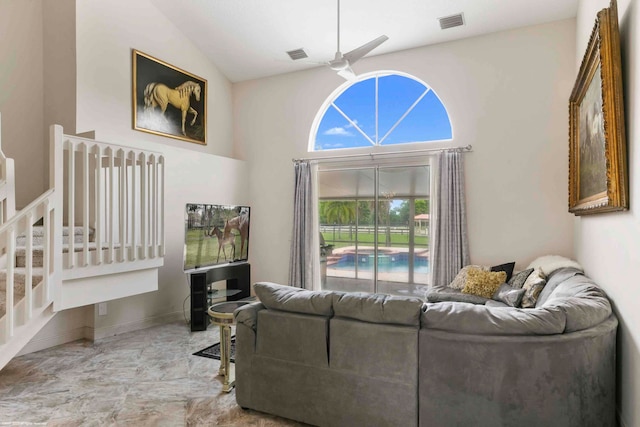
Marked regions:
[208,289,242,298]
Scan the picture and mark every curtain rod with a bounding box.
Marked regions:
[292,144,472,163]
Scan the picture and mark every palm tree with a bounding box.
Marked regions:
[320,201,356,239]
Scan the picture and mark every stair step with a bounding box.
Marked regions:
[0,269,43,318]
[15,242,110,268]
[16,226,94,247]
[0,268,44,292]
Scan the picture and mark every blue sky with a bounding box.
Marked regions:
[315,74,452,151]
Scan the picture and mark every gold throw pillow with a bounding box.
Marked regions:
[462,268,507,299]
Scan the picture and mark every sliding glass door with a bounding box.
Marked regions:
[319,164,430,297]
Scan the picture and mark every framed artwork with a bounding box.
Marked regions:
[132,49,207,145]
[568,0,627,215]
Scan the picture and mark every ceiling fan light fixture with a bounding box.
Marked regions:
[438,13,465,30]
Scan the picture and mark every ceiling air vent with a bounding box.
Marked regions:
[287,48,308,60]
[438,13,465,30]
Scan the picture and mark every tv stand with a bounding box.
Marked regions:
[189,263,251,331]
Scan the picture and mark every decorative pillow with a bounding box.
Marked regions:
[462,268,507,299]
[508,268,534,289]
[492,283,525,307]
[490,262,516,282]
[520,268,547,308]
[526,255,583,276]
[448,265,489,290]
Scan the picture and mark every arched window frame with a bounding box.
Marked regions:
[309,70,454,152]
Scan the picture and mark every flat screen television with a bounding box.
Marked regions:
[184,203,250,270]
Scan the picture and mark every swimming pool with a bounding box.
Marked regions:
[330,253,430,274]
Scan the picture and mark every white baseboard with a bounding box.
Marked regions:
[89,310,187,341]
[17,325,92,357]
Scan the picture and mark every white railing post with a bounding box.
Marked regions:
[0,112,16,224]
[5,227,15,338]
[82,143,90,267]
[108,148,115,263]
[140,152,147,260]
[131,151,137,262]
[50,124,64,309]
[67,140,75,269]
[119,149,126,262]
[94,145,103,265]
[25,213,34,321]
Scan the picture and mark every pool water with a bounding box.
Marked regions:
[331,253,430,274]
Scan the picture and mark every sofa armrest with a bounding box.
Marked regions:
[234,302,265,331]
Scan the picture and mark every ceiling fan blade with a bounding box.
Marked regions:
[343,35,389,64]
[337,66,357,81]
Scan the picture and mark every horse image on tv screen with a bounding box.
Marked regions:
[184,204,250,270]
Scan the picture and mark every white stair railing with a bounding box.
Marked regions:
[0,190,58,343]
[0,120,166,360]
[51,125,165,280]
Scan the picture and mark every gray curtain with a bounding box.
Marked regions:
[289,161,315,289]
[431,151,470,287]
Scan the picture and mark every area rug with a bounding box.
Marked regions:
[193,338,235,362]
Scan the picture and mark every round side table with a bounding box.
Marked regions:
[207,301,250,392]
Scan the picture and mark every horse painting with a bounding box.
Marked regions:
[143,81,201,136]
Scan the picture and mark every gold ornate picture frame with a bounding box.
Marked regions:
[132,49,207,145]
[568,0,628,215]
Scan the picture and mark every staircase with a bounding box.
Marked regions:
[0,114,165,369]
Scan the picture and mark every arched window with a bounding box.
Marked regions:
[311,71,452,151]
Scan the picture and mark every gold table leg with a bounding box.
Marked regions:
[220,324,234,392]
[217,325,226,376]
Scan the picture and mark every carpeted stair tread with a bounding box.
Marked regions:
[0,268,44,292]
[0,269,43,318]
[16,226,94,247]
[15,243,120,268]
[18,226,91,238]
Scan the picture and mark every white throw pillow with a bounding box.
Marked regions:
[526,255,583,276]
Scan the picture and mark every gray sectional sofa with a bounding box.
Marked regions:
[233,267,617,427]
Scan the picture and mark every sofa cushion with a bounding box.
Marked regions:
[253,282,341,316]
[536,267,584,307]
[422,302,566,335]
[538,275,612,332]
[333,293,424,326]
[492,283,525,307]
[426,287,489,305]
[508,268,534,289]
[462,268,507,299]
[256,310,329,367]
[521,268,547,308]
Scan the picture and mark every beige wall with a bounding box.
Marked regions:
[234,19,576,286]
[574,1,639,426]
[0,0,45,208]
[75,0,234,158]
[70,0,246,338]
[0,0,248,347]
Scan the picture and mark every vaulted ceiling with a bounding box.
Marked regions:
[151,0,578,82]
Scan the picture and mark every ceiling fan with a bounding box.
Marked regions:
[323,0,388,80]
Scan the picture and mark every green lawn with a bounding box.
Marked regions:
[184,229,247,268]
[322,231,428,249]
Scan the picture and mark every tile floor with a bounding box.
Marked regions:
[0,321,307,426]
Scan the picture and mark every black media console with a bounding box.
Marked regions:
[189,262,251,332]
